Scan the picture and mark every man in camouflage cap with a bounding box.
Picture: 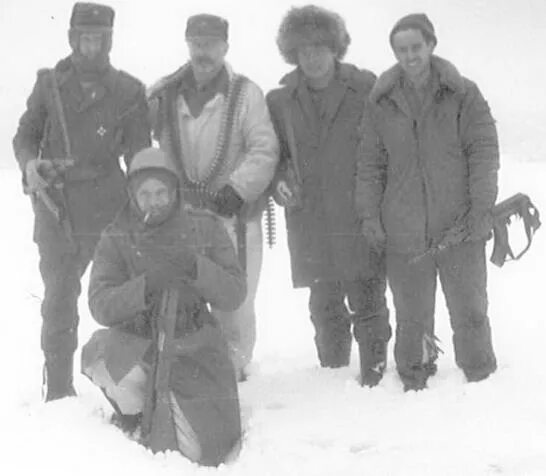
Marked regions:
[13,2,150,401]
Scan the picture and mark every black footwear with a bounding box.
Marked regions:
[424,359,438,377]
[359,340,387,387]
[110,412,142,435]
[360,365,385,388]
[43,353,76,402]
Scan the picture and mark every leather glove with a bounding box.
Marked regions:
[214,184,244,217]
[361,217,386,252]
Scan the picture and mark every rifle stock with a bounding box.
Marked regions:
[142,287,180,453]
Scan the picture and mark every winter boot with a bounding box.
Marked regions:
[423,334,443,378]
[43,353,76,402]
[315,334,352,368]
[100,388,142,435]
[359,339,387,387]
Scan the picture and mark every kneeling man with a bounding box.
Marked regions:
[82,147,246,466]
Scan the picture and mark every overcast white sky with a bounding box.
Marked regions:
[2,0,546,167]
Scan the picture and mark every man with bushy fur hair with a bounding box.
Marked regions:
[267,5,391,387]
[13,2,150,401]
[356,13,499,391]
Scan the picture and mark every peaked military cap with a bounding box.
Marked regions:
[185,14,228,41]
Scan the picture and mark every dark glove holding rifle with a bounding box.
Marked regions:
[136,229,198,296]
[212,184,244,218]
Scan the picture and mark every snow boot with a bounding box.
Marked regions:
[315,336,352,368]
[43,353,76,402]
[359,339,387,387]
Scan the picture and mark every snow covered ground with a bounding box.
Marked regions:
[2,162,545,476]
[2,0,546,475]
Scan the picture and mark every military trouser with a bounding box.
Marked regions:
[212,214,263,377]
[308,275,391,371]
[33,198,100,400]
[387,240,497,391]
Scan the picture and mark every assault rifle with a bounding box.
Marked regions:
[280,104,303,208]
[141,287,180,453]
[411,193,541,266]
[28,158,76,249]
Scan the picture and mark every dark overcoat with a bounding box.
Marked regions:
[84,202,246,466]
[267,63,377,287]
[13,56,151,244]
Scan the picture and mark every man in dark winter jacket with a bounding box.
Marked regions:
[267,5,391,386]
[356,14,499,391]
[82,147,245,466]
[12,2,150,401]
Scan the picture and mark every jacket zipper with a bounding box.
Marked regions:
[412,119,430,249]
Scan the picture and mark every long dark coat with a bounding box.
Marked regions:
[84,200,246,466]
[355,56,499,255]
[267,63,376,287]
[12,56,151,242]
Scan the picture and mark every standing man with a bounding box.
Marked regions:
[13,2,150,401]
[148,14,278,379]
[356,14,499,391]
[267,5,391,387]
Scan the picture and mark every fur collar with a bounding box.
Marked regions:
[279,62,374,94]
[369,55,466,104]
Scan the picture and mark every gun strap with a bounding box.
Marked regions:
[282,103,302,185]
[49,70,72,159]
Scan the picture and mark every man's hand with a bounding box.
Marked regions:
[361,217,386,252]
[274,179,303,208]
[25,158,74,192]
[25,159,50,192]
[214,184,244,217]
[465,209,494,242]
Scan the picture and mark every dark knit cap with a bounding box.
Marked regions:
[276,5,351,65]
[185,14,229,41]
[389,13,437,47]
[70,2,114,31]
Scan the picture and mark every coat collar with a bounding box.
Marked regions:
[54,56,117,90]
[369,55,466,104]
[148,62,235,100]
[279,62,368,95]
